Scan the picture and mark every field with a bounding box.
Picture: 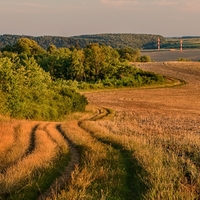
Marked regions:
[141,49,200,62]
[1,62,200,199]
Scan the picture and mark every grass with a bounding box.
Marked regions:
[95,112,200,199]
[0,122,71,200]
[53,121,137,200]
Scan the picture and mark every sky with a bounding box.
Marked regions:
[0,0,200,37]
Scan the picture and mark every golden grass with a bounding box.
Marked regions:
[0,122,37,173]
[0,122,70,198]
[93,111,200,199]
[51,121,131,200]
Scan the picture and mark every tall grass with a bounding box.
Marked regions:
[0,122,71,199]
[51,120,136,200]
[0,122,37,173]
[93,110,200,199]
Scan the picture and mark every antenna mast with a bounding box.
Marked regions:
[180,40,183,52]
[158,37,160,49]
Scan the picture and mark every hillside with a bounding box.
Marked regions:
[0,33,165,50]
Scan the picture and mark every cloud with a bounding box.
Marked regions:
[101,0,199,8]
[152,0,177,6]
[0,1,60,14]
[101,0,138,6]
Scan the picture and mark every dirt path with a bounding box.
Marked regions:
[37,123,80,200]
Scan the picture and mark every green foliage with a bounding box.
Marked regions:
[0,56,88,120]
[0,33,166,50]
[178,57,191,61]
[0,38,165,120]
[140,55,151,62]
[118,48,141,62]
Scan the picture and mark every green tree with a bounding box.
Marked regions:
[84,43,106,81]
[67,49,85,81]
[38,47,71,80]
[14,38,45,55]
[118,47,141,62]
[140,55,151,62]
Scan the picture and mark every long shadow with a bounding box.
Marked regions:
[37,124,80,200]
[80,105,149,199]
[79,122,149,200]
[97,138,148,200]
[24,124,39,156]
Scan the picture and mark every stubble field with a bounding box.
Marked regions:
[141,49,200,62]
[1,62,200,199]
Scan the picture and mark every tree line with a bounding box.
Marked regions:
[0,33,165,50]
[0,38,165,120]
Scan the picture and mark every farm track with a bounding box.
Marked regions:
[41,106,142,199]
[39,108,116,199]
[78,107,146,199]
[0,122,80,199]
[38,124,80,200]
[0,124,38,174]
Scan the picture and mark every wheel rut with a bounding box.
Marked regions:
[37,123,80,200]
[0,124,39,174]
[78,107,147,200]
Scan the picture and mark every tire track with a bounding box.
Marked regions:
[0,124,39,174]
[38,124,80,200]
[23,124,38,157]
[78,107,148,199]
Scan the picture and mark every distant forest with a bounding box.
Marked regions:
[0,34,165,50]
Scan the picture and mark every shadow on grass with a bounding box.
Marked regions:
[97,137,149,200]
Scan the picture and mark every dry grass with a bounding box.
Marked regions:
[51,120,133,200]
[0,123,57,194]
[0,121,37,173]
[0,121,70,198]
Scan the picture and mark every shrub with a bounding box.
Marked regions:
[178,57,191,61]
[0,57,88,120]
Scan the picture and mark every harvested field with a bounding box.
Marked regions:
[141,49,200,62]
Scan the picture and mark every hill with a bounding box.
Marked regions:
[0,33,165,50]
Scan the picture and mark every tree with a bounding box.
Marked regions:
[118,47,141,62]
[84,43,106,81]
[140,55,151,62]
[14,38,45,55]
[67,49,85,81]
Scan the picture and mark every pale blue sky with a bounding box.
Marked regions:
[0,0,200,37]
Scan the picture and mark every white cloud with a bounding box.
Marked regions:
[151,0,177,6]
[101,0,138,6]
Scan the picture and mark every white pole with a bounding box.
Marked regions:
[180,40,183,52]
[158,38,160,49]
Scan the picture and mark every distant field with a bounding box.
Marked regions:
[141,49,200,62]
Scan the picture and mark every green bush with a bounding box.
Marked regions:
[178,57,191,61]
[0,56,88,120]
